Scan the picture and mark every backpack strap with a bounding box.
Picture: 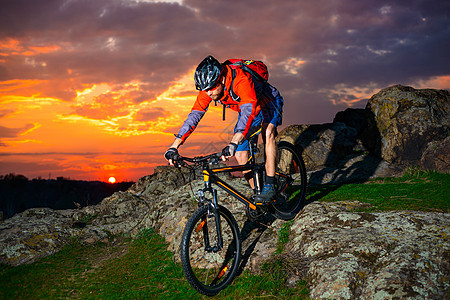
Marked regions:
[229,68,240,102]
[223,103,226,121]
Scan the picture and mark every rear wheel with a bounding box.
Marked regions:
[180,204,241,296]
[272,141,307,220]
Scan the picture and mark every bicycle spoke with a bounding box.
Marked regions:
[180,205,241,296]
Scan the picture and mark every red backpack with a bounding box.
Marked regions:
[219,59,270,120]
[224,59,269,82]
[223,59,270,104]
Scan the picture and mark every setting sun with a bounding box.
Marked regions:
[108,177,116,184]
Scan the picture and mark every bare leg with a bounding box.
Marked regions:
[253,123,278,204]
[264,123,277,177]
[236,150,254,189]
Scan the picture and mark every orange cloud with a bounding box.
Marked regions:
[28,45,61,54]
[0,79,77,101]
[0,38,21,55]
[280,57,307,75]
[326,83,379,107]
[0,38,61,56]
[0,79,42,95]
[414,75,450,90]
[56,72,199,138]
[135,107,171,122]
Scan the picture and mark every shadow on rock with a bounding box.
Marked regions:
[279,107,385,204]
[236,214,276,276]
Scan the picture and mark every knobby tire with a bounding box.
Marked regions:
[272,141,308,220]
[180,204,241,296]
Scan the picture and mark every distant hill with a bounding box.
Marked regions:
[0,174,134,219]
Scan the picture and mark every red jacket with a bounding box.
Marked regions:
[176,64,273,143]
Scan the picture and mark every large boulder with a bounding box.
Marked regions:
[364,85,449,167]
[287,201,449,299]
[277,114,401,184]
[278,122,360,171]
[278,85,449,182]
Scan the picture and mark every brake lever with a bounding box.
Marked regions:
[172,154,182,168]
[209,152,222,165]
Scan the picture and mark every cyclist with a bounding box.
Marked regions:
[164,55,283,204]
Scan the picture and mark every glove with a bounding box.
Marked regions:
[164,147,178,161]
[222,143,238,157]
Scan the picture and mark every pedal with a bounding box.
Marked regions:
[253,195,274,206]
[245,205,265,222]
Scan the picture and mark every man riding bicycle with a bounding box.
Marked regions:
[164,55,284,204]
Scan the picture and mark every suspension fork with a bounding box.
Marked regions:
[198,177,223,252]
[210,188,223,251]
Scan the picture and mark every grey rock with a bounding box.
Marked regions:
[421,136,450,172]
[278,122,361,171]
[288,201,449,299]
[364,85,449,167]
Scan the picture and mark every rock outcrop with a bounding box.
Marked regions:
[0,168,255,266]
[364,85,449,167]
[1,85,449,299]
[287,201,449,299]
[277,117,400,185]
[277,85,449,185]
[0,208,79,266]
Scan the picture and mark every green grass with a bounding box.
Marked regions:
[307,169,449,212]
[0,230,197,300]
[0,228,309,299]
[1,169,447,299]
[277,220,294,254]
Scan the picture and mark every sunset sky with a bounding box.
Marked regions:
[1,0,449,182]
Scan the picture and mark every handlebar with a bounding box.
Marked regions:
[173,152,223,167]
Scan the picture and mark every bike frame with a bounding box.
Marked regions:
[196,157,291,253]
[199,132,264,211]
[201,162,262,211]
[197,159,263,253]
[188,132,292,253]
[198,138,292,208]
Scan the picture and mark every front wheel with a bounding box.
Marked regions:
[272,141,307,220]
[180,204,241,296]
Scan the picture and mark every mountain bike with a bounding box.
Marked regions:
[174,133,307,296]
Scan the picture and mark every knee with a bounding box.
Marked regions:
[235,151,248,164]
[265,128,276,143]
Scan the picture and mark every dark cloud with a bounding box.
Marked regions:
[0,0,218,98]
[0,123,34,138]
[0,123,34,146]
[0,109,14,118]
[1,0,449,124]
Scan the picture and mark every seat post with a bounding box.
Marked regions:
[248,136,257,164]
[248,135,264,195]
